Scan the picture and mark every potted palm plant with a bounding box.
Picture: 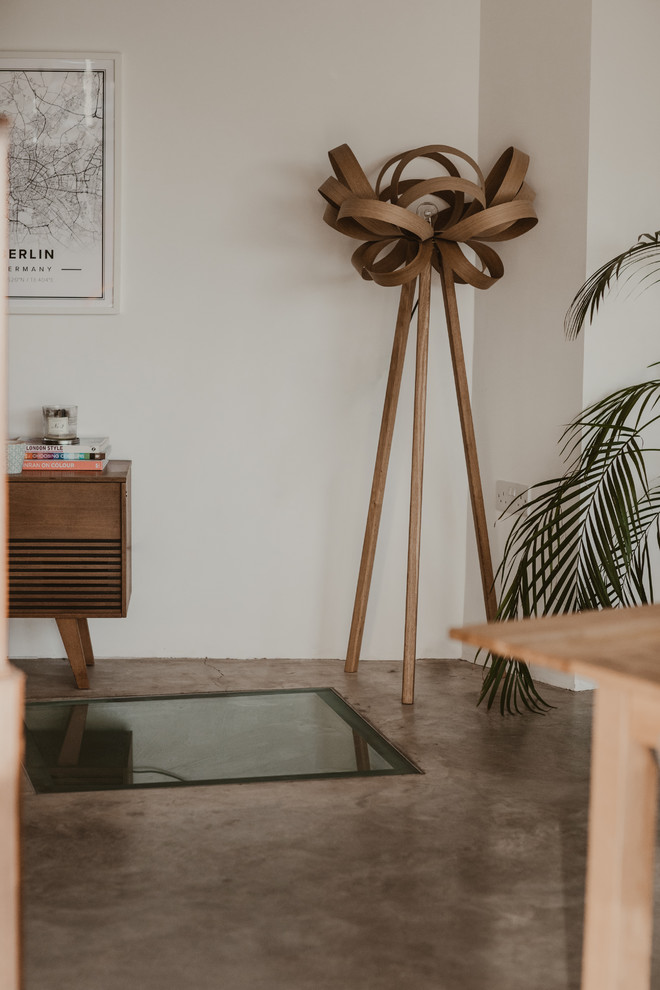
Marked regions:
[481,231,660,713]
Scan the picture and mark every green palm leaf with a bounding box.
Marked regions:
[565,231,660,340]
[479,377,660,713]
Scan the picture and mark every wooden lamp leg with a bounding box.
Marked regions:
[438,257,498,622]
[345,280,416,673]
[402,265,431,704]
[346,256,496,703]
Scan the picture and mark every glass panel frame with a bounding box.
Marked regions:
[23,688,422,793]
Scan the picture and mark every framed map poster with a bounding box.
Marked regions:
[0,53,118,314]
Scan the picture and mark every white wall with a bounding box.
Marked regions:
[4,0,481,661]
[583,0,660,405]
[472,0,660,691]
[577,0,660,688]
[470,0,592,690]
[470,0,591,622]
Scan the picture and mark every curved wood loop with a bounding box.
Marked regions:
[319,142,537,288]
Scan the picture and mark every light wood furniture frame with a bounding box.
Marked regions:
[0,114,23,990]
[8,460,131,689]
[451,604,660,990]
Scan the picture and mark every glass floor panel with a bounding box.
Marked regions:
[23,688,421,793]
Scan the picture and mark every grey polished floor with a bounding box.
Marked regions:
[13,655,647,989]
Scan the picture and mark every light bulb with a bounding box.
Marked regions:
[416,200,439,225]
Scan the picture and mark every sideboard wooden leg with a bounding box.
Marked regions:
[57,705,88,766]
[56,619,90,689]
[77,618,95,666]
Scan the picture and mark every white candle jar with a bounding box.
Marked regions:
[6,439,27,474]
[42,405,79,443]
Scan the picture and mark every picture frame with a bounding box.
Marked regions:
[0,52,119,314]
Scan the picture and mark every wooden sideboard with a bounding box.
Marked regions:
[8,460,131,688]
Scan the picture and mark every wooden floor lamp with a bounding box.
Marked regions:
[319,143,537,704]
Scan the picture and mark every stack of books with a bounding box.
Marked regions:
[20,437,111,472]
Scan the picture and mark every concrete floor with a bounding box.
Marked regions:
[13,654,655,990]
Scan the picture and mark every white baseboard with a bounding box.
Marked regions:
[462,645,595,692]
[529,664,594,692]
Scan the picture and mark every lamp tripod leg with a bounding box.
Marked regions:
[402,266,431,704]
[438,258,498,622]
[345,280,416,673]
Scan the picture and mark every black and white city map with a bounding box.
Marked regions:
[0,55,115,309]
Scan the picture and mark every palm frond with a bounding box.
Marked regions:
[479,377,660,713]
[565,231,660,340]
[478,654,554,715]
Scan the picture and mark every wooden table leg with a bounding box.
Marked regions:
[581,685,658,990]
[56,619,90,690]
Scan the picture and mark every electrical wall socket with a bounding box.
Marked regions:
[495,480,528,517]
